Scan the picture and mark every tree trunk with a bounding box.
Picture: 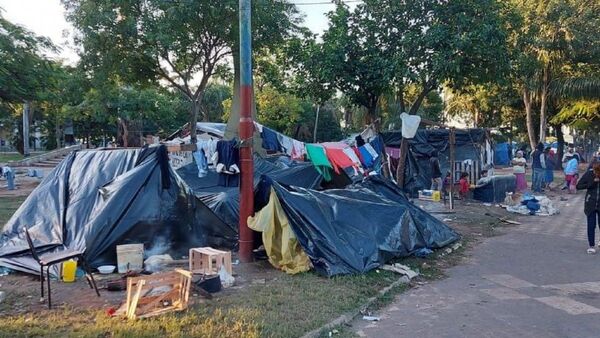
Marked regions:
[539,64,550,143]
[366,104,376,125]
[555,124,565,170]
[120,118,129,148]
[397,87,406,114]
[523,87,536,150]
[408,86,432,115]
[474,109,480,128]
[190,97,200,144]
[313,105,320,143]
[55,115,61,150]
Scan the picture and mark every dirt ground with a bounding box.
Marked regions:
[0,171,43,198]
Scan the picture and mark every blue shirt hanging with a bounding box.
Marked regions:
[261,127,281,152]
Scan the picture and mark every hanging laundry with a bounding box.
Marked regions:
[291,140,306,161]
[369,136,385,155]
[364,143,379,160]
[353,147,365,166]
[360,126,377,143]
[359,145,375,168]
[385,147,401,159]
[342,147,365,175]
[322,142,355,174]
[305,144,333,181]
[278,134,294,156]
[215,140,240,187]
[192,149,208,178]
[355,135,366,147]
[253,121,263,133]
[261,127,281,152]
[197,139,218,166]
[342,147,362,166]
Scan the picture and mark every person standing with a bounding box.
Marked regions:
[564,155,579,193]
[459,172,470,200]
[531,143,546,193]
[544,146,555,190]
[512,151,527,192]
[430,150,442,191]
[576,161,600,254]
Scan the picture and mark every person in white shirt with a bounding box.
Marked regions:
[512,151,527,192]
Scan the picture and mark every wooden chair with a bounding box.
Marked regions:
[24,228,100,308]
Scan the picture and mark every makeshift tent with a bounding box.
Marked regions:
[494,142,511,166]
[270,176,460,277]
[248,189,311,274]
[473,175,516,203]
[383,129,493,196]
[0,146,236,275]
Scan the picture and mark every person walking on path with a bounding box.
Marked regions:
[564,155,579,193]
[512,150,527,192]
[577,161,600,254]
[544,146,555,190]
[430,150,442,191]
[531,143,546,193]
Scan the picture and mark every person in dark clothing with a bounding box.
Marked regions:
[577,161,600,254]
[544,146,555,190]
[430,150,442,191]
[531,143,545,193]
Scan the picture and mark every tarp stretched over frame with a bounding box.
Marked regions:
[0,146,235,275]
[271,177,460,277]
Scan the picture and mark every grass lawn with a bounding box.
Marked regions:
[0,196,26,225]
[0,270,402,338]
[0,153,23,163]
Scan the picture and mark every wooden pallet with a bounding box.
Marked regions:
[189,247,232,276]
[124,269,192,320]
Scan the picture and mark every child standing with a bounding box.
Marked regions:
[459,172,470,200]
[564,156,579,193]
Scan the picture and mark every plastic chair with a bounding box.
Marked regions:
[24,228,100,308]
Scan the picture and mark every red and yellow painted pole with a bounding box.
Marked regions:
[238,0,254,263]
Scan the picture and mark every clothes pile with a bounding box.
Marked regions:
[506,193,559,216]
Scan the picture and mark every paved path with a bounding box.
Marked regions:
[353,193,600,338]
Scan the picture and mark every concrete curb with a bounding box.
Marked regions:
[301,275,411,338]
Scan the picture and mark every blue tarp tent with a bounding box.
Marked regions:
[494,142,510,166]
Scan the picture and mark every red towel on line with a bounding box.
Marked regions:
[322,142,355,174]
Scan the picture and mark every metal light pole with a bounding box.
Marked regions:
[23,102,30,157]
[238,0,254,263]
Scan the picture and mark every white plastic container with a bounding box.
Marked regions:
[98,265,116,274]
[116,244,144,273]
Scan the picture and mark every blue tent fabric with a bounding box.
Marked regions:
[494,143,510,165]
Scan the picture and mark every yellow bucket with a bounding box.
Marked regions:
[62,260,77,283]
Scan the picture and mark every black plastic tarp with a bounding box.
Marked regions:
[271,177,460,277]
[473,175,516,203]
[0,146,236,275]
[178,155,326,232]
[382,129,489,196]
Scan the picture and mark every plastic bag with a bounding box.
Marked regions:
[218,265,235,288]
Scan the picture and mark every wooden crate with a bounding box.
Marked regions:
[189,247,232,275]
[124,269,192,320]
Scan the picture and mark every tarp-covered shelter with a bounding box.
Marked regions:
[382,129,493,196]
[0,146,236,275]
[268,176,460,276]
